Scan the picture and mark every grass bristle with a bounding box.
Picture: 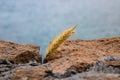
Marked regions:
[44,25,77,62]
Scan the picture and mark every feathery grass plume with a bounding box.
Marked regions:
[44,25,77,62]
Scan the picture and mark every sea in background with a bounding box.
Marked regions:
[0,0,120,55]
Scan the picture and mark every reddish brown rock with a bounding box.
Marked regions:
[10,65,48,80]
[0,40,41,64]
[85,74,120,80]
[63,73,120,80]
[0,37,120,80]
[47,37,120,74]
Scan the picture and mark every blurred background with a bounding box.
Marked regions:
[0,0,120,54]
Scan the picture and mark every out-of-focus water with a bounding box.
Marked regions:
[0,0,120,54]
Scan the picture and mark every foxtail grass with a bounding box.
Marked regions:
[42,25,77,63]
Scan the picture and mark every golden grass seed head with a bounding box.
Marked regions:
[44,25,77,61]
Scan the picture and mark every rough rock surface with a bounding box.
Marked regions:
[0,37,120,80]
[0,40,41,64]
[0,61,48,80]
[62,73,120,80]
[48,37,120,74]
[10,65,47,80]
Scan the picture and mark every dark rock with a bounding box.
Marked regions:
[63,70,77,78]
[0,59,11,65]
[89,56,120,74]
[98,56,120,62]
[28,61,40,66]
[53,73,62,78]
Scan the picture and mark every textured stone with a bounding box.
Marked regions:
[48,37,120,74]
[62,73,120,80]
[10,65,48,80]
[0,40,41,64]
[0,37,120,80]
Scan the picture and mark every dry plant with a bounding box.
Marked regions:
[43,25,77,62]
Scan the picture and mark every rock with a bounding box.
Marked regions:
[0,59,11,65]
[89,56,120,74]
[0,37,120,80]
[48,37,120,74]
[12,51,41,64]
[84,74,120,80]
[9,65,48,80]
[103,61,120,67]
[0,40,41,64]
[0,64,15,79]
[98,56,120,62]
[28,61,40,66]
[62,73,120,80]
